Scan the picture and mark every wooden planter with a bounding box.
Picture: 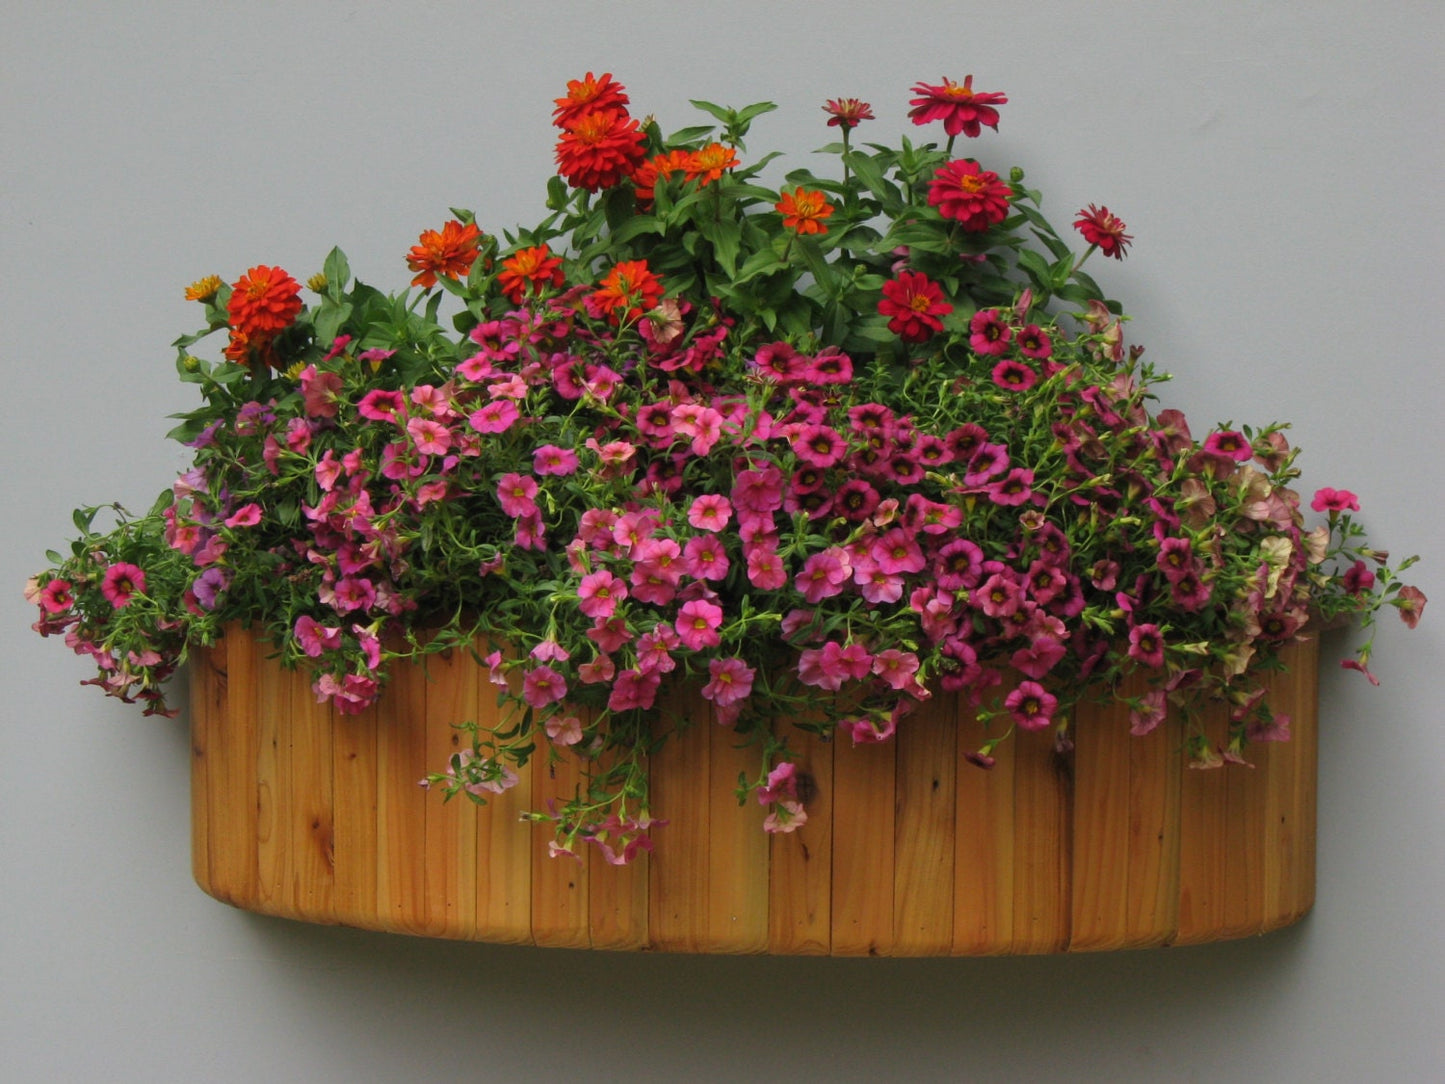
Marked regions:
[190,628,1317,954]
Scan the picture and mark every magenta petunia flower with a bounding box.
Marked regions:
[745,544,788,590]
[702,656,755,707]
[495,472,538,517]
[674,598,724,650]
[1004,681,1057,731]
[224,503,263,529]
[522,665,568,709]
[1127,623,1166,668]
[1310,487,1360,513]
[969,309,1012,356]
[407,416,451,456]
[357,388,406,423]
[1203,430,1252,462]
[687,494,733,532]
[469,399,520,435]
[101,562,147,609]
[795,548,852,602]
[991,359,1037,392]
[578,570,627,619]
[39,578,74,613]
[683,533,730,581]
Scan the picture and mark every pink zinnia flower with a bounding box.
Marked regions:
[1004,681,1057,731]
[908,75,1007,138]
[927,159,1012,232]
[1311,487,1360,513]
[101,562,147,608]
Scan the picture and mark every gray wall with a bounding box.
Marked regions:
[3,3,1442,1080]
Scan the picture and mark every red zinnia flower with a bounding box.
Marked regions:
[775,187,834,235]
[908,75,1007,138]
[878,271,953,343]
[683,142,739,186]
[406,220,484,289]
[496,244,564,304]
[227,265,302,339]
[555,109,647,192]
[1073,204,1133,259]
[928,160,1012,232]
[591,260,664,324]
[552,72,630,129]
[823,98,875,129]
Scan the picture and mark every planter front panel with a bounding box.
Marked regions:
[191,630,1317,954]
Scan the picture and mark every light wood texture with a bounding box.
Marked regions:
[192,626,1319,954]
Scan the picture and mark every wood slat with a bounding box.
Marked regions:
[706,710,770,953]
[648,686,712,951]
[1174,698,1231,945]
[422,647,479,939]
[893,696,957,955]
[253,643,292,912]
[288,671,335,922]
[473,663,534,945]
[1069,694,1133,951]
[830,726,896,956]
[768,718,833,955]
[331,687,379,930]
[1010,684,1072,955]
[530,709,590,948]
[206,627,259,909]
[1124,697,1181,947]
[375,656,435,936]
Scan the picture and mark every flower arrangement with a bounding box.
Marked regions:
[28,72,1423,864]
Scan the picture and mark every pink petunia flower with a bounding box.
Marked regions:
[522,665,568,709]
[224,503,263,529]
[687,494,733,532]
[702,656,755,707]
[1004,681,1058,731]
[1311,487,1360,513]
[674,598,724,650]
[495,472,538,517]
[578,570,627,619]
[101,562,147,608]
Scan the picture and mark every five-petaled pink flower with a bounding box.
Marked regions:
[1311,487,1360,513]
[101,562,147,609]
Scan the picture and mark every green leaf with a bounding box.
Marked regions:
[689,99,734,125]
[322,247,351,296]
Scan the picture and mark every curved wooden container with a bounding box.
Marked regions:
[190,628,1317,954]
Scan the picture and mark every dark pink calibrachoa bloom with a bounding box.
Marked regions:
[969,309,1012,356]
[1311,487,1360,513]
[1004,681,1058,731]
[101,563,146,608]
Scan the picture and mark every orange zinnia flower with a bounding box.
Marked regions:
[406,219,484,289]
[227,265,303,338]
[684,142,739,186]
[555,110,647,192]
[591,260,664,324]
[632,148,694,206]
[552,72,630,129]
[775,187,834,235]
[497,244,565,304]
